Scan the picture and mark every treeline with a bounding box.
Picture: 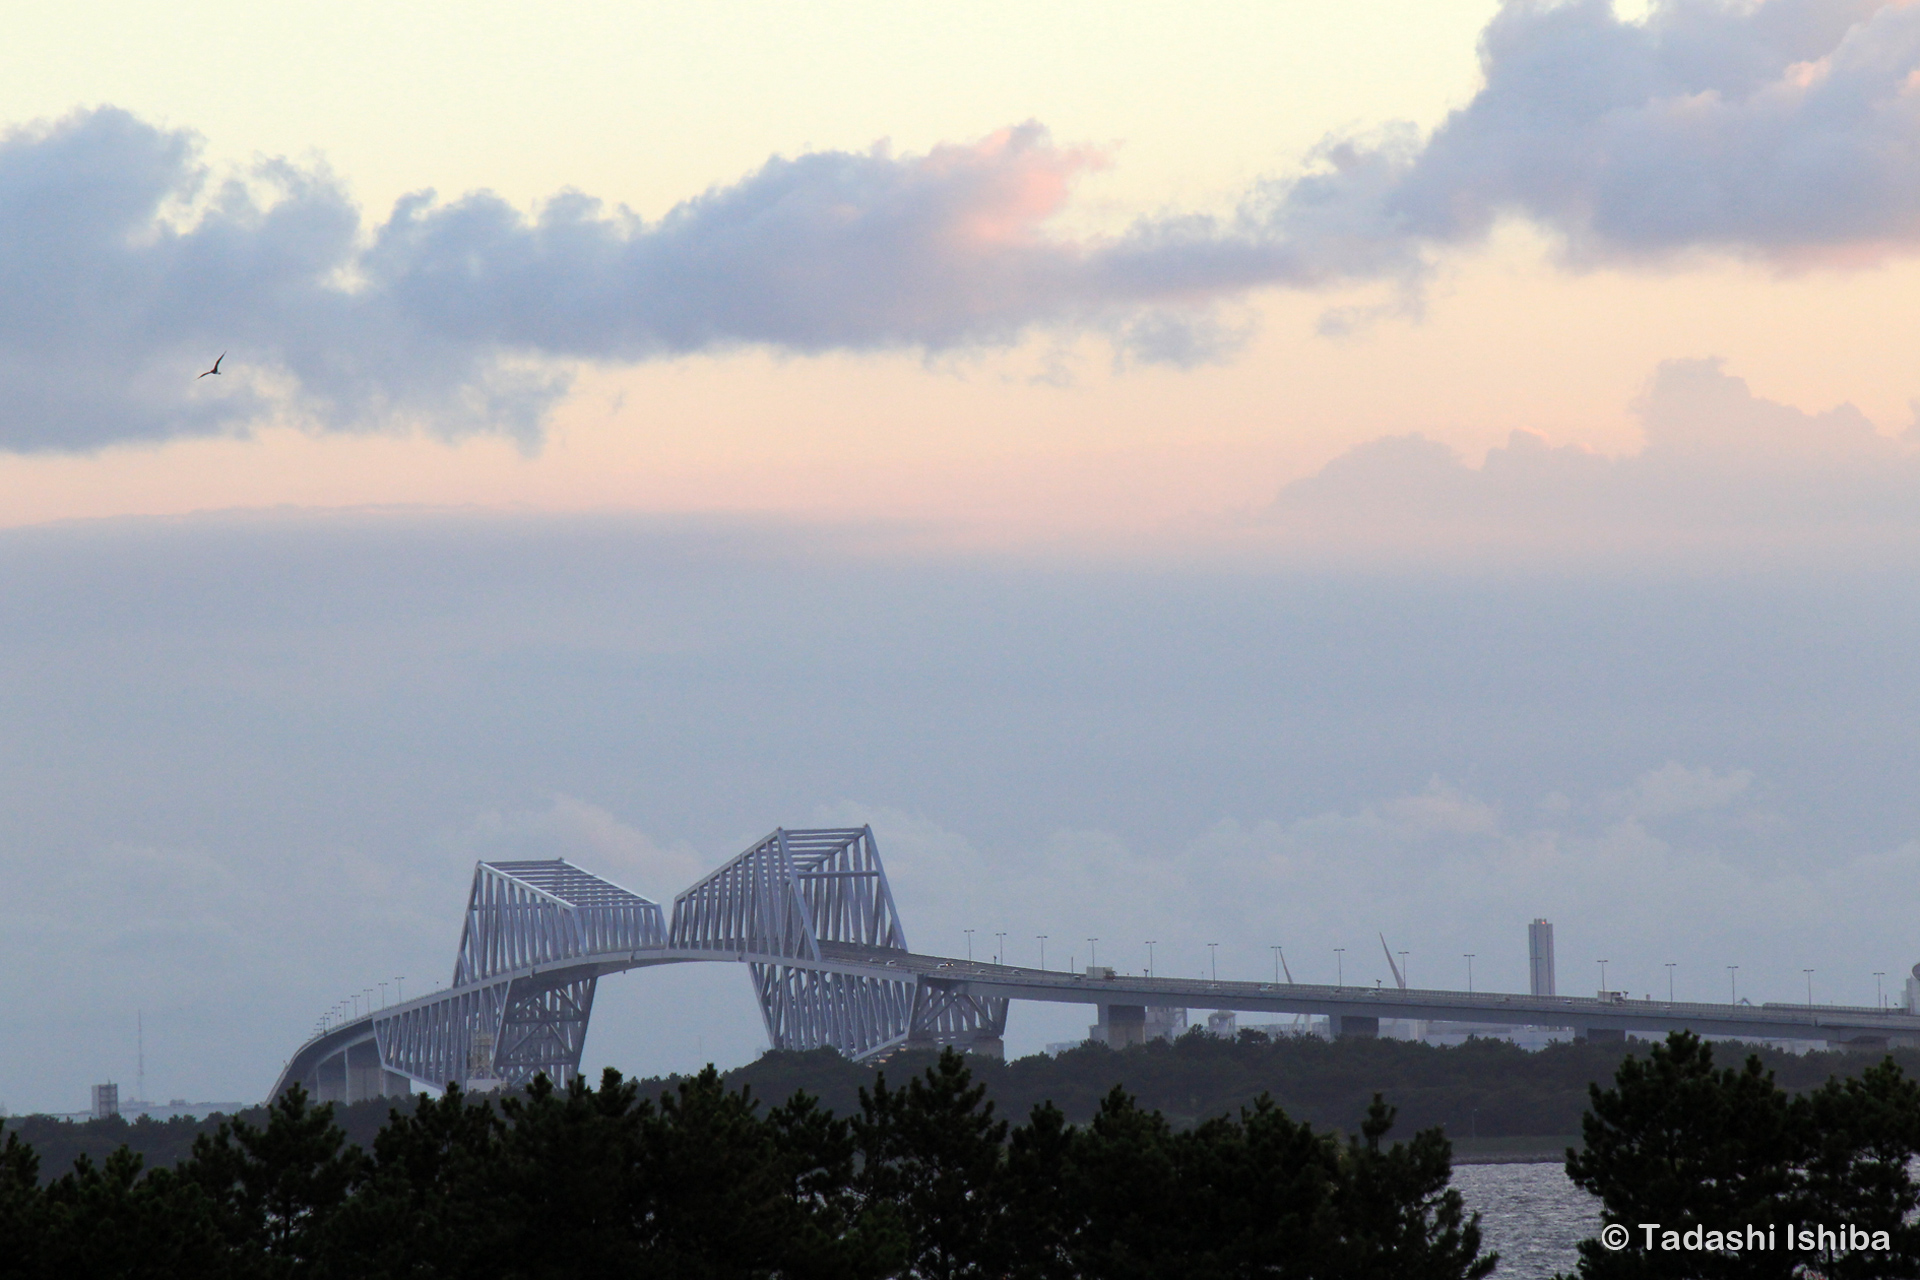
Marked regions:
[0,1049,1495,1279]
[16,1029,1919,1182]
[2,1112,237,1191]
[14,1033,1920,1276]
[715,1029,1920,1137]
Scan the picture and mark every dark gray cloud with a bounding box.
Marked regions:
[5,3,1920,450]
[0,109,569,451]
[0,113,1287,452]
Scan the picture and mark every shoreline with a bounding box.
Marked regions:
[1449,1136,1578,1166]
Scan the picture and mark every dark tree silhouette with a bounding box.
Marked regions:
[0,1048,1500,1279]
[1566,1031,1920,1279]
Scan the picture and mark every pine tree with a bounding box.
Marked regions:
[1565,1031,1920,1279]
[855,1049,1008,1280]
[173,1083,366,1276]
[1332,1096,1495,1280]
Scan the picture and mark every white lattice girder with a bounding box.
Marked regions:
[493,974,599,1084]
[454,858,665,986]
[668,827,907,960]
[908,981,1009,1045]
[753,962,918,1059]
[371,979,512,1090]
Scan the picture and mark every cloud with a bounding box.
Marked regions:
[1268,357,1920,552]
[450,796,704,900]
[8,3,1920,450]
[1169,772,1920,1002]
[1390,0,1920,262]
[1609,762,1753,820]
[0,111,1270,453]
[0,109,570,452]
[1380,779,1504,836]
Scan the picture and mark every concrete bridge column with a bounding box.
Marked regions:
[306,1039,416,1103]
[1094,1004,1147,1047]
[314,1050,348,1104]
[1332,1014,1379,1039]
[347,1040,391,1102]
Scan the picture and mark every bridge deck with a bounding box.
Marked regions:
[280,942,1920,1101]
[805,946,1920,1043]
[273,836,1920,1106]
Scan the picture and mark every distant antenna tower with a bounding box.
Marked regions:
[136,1011,146,1106]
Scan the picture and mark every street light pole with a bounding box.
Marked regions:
[1334,948,1346,987]
[1728,965,1739,1005]
[1876,971,1886,1009]
[1038,935,1048,971]
[1271,945,1282,983]
[1088,938,1099,970]
[1664,964,1676,1003]
[1804,969,1815,1009]
[995,932,1006,965]
[1208,943,1219,983]
[1597,959,1609,993]
[1146,941,1156,977]
[964,929,974,961]
[1464,954,1476,994]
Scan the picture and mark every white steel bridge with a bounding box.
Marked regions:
[273,825,1920,1104]
[275,828,1008,1102]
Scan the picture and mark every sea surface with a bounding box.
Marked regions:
[1452,1162,1601,1278]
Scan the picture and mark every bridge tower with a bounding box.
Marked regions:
[272,827,1005,1104]
[670,827,1006,1060]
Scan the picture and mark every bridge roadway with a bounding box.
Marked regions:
[280,941,1920,1100]
[821,944,1920,1045]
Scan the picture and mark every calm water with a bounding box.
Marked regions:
[1453,1163,1601,1278]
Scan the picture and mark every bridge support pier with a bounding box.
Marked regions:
[315,1049,346,1101]
[905,1034,1005,1059]
[1332,1014,1379,1039]
[308,1039,418,1105]
[1093,1004,1148,1048]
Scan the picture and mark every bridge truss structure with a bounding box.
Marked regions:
[275,827,1007,1103]
[274,825,1920,1107]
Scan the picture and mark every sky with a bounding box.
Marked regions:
[6,0,1920,1112]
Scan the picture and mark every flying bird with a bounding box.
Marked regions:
[197,353,225,379]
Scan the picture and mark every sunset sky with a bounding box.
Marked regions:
[5,0,1919,543]
[7,1,1920,1112]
